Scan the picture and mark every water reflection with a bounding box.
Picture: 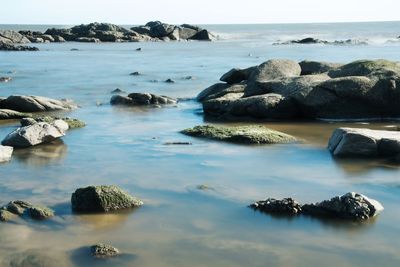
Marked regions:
[12,140,67,166]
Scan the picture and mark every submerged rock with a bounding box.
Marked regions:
[0,209,16,222]
[110,93,177,106]
[1,121,67,148]
[302,192,384,220]
[0,76,12,82]
[1,200,54,221]
[0,145,13,163]
[6,200,32,215]
[28,206,55,220]
[250,198,302,215]
[328,128,400,158]
[0,95,77,112]
[0,109,30,120]
[181,125,297,144]
[71,185,143,212]
[91,244,120,258]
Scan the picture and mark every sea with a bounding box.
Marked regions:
[0,21,400,267]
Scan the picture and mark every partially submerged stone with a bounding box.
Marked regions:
[0,77,12,83]
[21,116,86,129]
[181,125,297,144]
[1,200,54,221]
[250,198,302,215]
[28,206,55,220]
[0,145,13,163]
[71,185,143,213]
[91,244,120,258]
[2,121,67,148]
[328,128,400,158]
[0,109,31,120]
[0,209,16,222]
[110,93,177,106]
[0,95,77,112]
[302,192,384,220]
[6,200,32,215]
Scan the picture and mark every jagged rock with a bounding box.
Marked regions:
[110,93,177,106]
[328,127,400,158]
[71,185,143,212]
[0,95,77,112]
[302,192,384,220]
[91,244,120,258]
[250,198,302,215]
[1,121,67,148]
[0,145,13,163]
[181,125,297,144]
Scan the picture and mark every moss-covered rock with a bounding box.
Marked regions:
[28,206,55,220]
[91,244,120,258]
[71,185,143,213]
[181,125,297,144]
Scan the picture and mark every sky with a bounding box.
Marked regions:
[1,0,399,25]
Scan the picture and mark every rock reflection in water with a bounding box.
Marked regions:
[74,210,134,230]
[12,140,67,166]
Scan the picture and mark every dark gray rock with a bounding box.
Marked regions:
[91,244,120,258]
[302,192,384,220]
[0,77,12,82]
[110,93,177,106]
[220,67,255,84]
[0,41,39,51]
[28,206,55,220]
[299,60,342,75]
[250,198,302,215]
[71,185,143,212]
[0,95,77,112]
[0,109,30,120]
[189,29,216,41]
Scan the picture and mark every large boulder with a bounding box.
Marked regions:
[71,185,143,212]
[181,125,297,144]
[220,67,255,84]
[328,127,400,158]
[302,192,384,220]
[0,30,30,44]
[110,93,177,106]
[248,59,301,85]
[197,83,246,102]
[0,95,77,112]
[0,109,30,120]
[0,145,13,162]
[189,29,216,41]
[1,121,68,148]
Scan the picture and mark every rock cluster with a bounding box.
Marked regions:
[198,59,400,120]
[328,127,400,158]
[0,200,54,222]
[71,185,143,213]
[0,41,39,51]
[110,93,177,106]
[250,192,384,221]
[181,125,297,144]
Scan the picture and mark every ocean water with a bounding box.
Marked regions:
[0,22,400,267]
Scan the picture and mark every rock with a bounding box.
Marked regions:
[111,88,126,94]
[24,116,86,129]
[75,37,101,43]
[165,78,175,83]
[0,145,13,163]
[20,117,37,126]
[0,30,31,43]
[130,71,141,76]
[250,198,302,215]
[274,38,368,46]
[163,141,192,145]
[28,206,55,220]
[0,209,16,222]
[0,109,31,120]
[0,42,39,51]
[189,29,216,41]
[110,93,177,106]
[181,125,297,144]
[0,77,12,82]
[1,122,66,148]
[248,59,302,84]
[71,185,143,212]
[179,27,198,40]
[302,192,384,220]
[197,83,246,102]
[91,244,120,258]
[0,95,77,112]
[5,200,32,215]
[220,67,255,84]
[299,60,342,75]
[328,59,400,78]
[328,127,400,158]
[136,47,142,51]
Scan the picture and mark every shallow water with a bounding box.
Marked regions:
[0,23,400,267]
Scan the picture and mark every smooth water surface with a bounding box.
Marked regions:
[0,22,400,267]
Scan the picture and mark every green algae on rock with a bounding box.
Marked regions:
[71,185,143,213]
[181,125,297,144]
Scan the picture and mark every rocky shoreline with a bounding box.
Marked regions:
[0,21,216,51]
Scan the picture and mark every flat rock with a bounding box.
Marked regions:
[0,145,13,162]
[0,95,77,112]
[110,93,177,106]
[0,109,31,120]
[1,121,67,148]
[181,125,297,144]
[328,127,400,158]
[71,185,143,212]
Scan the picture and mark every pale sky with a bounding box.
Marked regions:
[1,0,399,24]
